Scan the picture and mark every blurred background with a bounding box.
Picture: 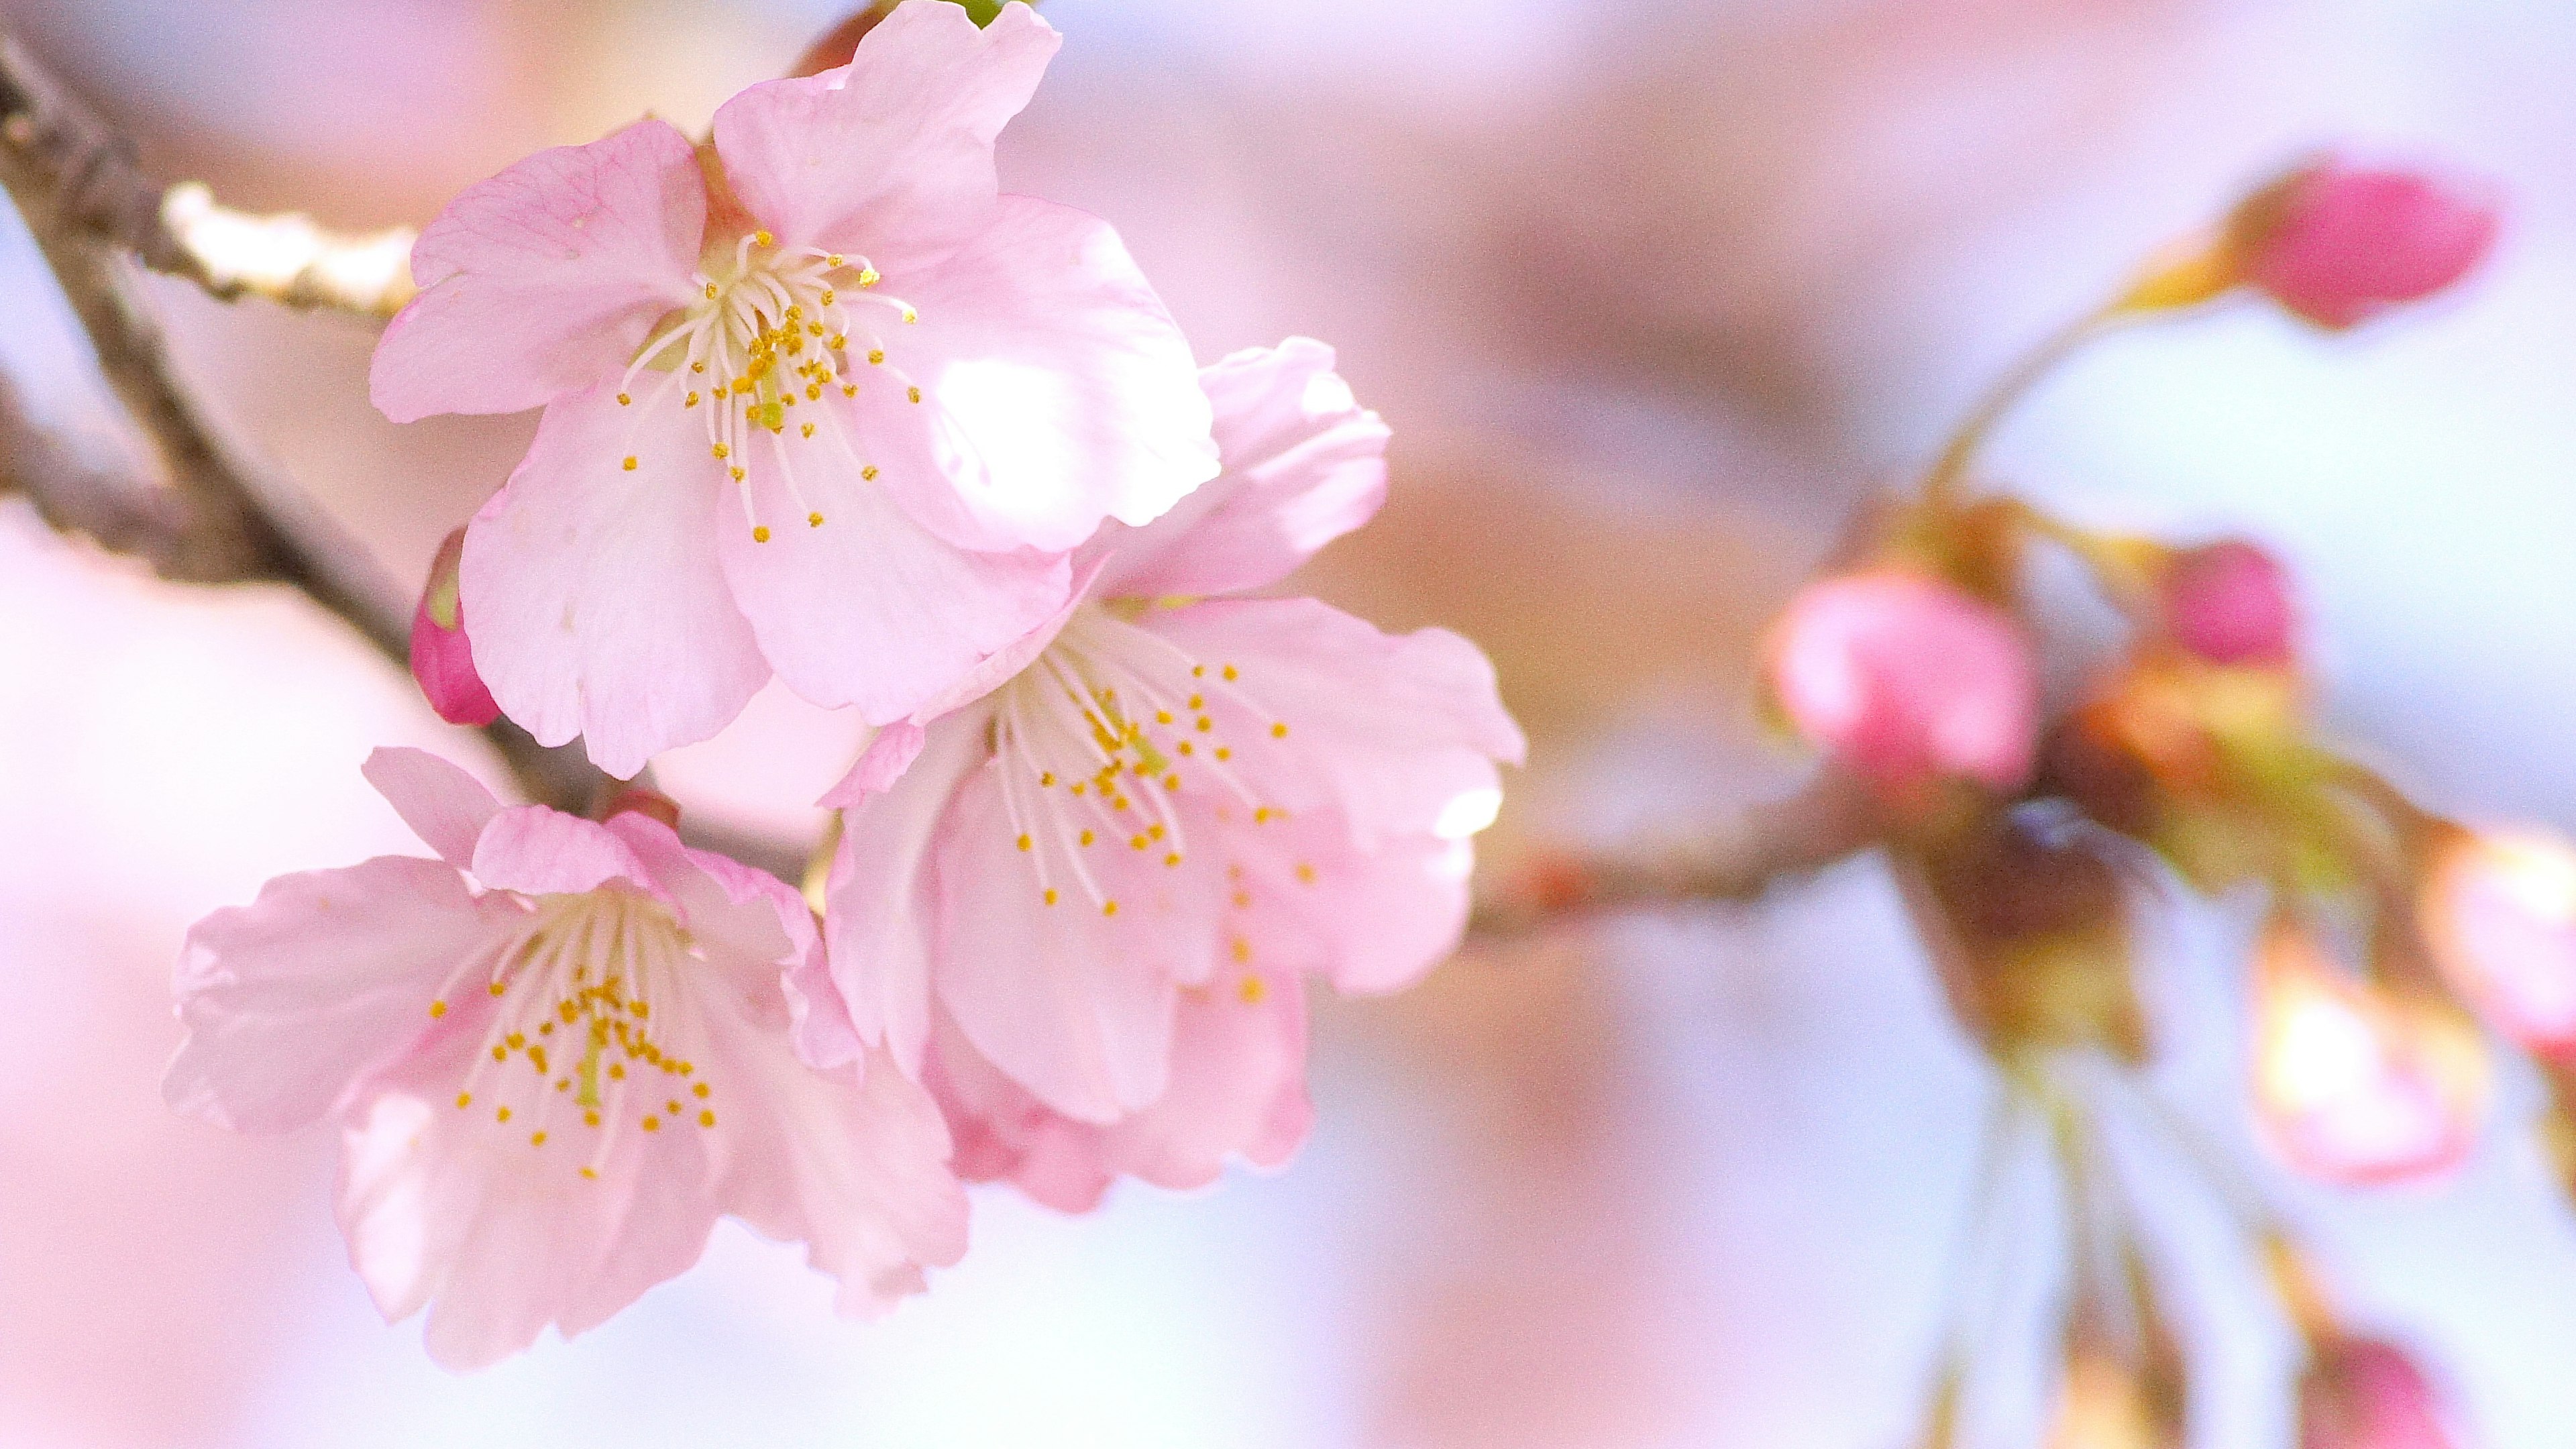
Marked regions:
[3,0,2575,1444]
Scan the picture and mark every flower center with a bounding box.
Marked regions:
[989,606,1294,918]
[612,229,926,543]
[426,890,717,1176]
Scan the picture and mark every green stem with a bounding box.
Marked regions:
[1921,306,2123,511]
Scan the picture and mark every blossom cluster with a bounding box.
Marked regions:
[1751,156,2501,1448]
[164,1,1519,1369]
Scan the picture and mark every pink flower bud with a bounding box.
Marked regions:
[2299,1337,2458,1449]
[2232,158,2500,329]
[2422,828,2576,1056]
[2163,539,2298,666]
[1766,570,2038,793]
[409,527,500,727]
[2253,927,2489,1186]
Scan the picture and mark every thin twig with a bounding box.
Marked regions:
[0,37,415,317]
[1470,769,1882,934]
[0,32,806,879]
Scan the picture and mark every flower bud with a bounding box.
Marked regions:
[2161,539,2298,667]
[2420,826,2576,1057]
[2228,158,2500,330]
[2253,926,2489,1185]
[1764,570,2038,795]
[408,527,499,727]
[1917,816,2148,1064]
[2298,1336,2459,1449]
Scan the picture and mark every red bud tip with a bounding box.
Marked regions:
[409,527,501,728]
[2231,158,2500,330]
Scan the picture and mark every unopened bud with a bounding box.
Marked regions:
[2228,158,2500,330]
[408,527,500,727]
[2298,1336,2459,1449]
[2420,826,2576,1057]
[2253,924,2489,1186]
[1764,570,2038,796]
[2161,539,2298,667]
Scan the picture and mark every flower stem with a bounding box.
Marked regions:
[1920,305,2123,512]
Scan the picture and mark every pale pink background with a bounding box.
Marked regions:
[3,1,2575,1445]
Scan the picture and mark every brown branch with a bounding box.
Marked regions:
[0,32,802,881]
[0,38,414,317]
[1470,769,1884,936]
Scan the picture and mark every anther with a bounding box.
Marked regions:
[429,1000,447,1018]
[907,386,922,404]
[1102,900,1120,917]
[808,512,824,527]
[753,526,771,543]
[622,456,638,471]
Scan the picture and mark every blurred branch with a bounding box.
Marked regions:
[0,32,802,881]
[0,37,415,317]
[1471,770,1883,935]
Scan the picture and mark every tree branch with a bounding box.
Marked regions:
[0,38,415,317]
[0,31,806,879]
[1470,769,1884,935]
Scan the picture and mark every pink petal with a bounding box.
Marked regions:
[932,971,1313,1208]
[855,196,1218,554]
[829,722,929,804]
[714,406,1070,724]
[602,811,812,983]
[1089,338,1391,600]
[818,705,996,1075]
[1093,968,1312,1189]
[334,1020,724,1370]
[469,806,659,901]
[710,1,1059,264]
[371,119,707,422]
[1228,809,1477,997]
[409,527,502,726]
[714,1042,969,1319]
[164,857,523,1134]
[928,759,1206,1122]
[1142,598,1523,847]
[363,746,505,869]
[931,1014,1114,1212]
[892,555,1108,727]
[462,389,772,779]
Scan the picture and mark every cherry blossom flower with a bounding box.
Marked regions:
[2298,1337,2459,1449]
[368,1,1217,776]
[802,339,1523,1134]
[2229,158,2500,330]
[927,975,1313,1212]
[162,748,967,1369]
[1764,569,2037,794]
[2160,539,2298,667]
[2251,926,2489,1187]
[408,526,500,727]
[2421,827,2576,1057]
